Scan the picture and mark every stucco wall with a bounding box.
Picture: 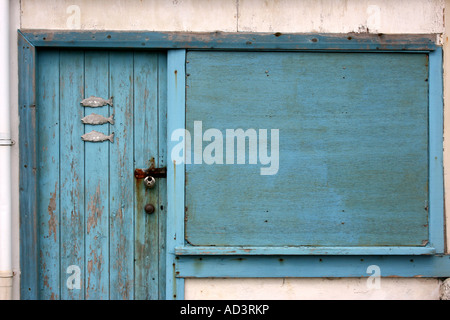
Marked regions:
[11,0,448,300]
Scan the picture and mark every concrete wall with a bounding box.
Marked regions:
[11,0,448,299]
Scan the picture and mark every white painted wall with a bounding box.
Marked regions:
[12,0,448,300]
[185,278,442,300]
[9,0,20,301]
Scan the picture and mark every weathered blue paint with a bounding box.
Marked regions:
[108,51,134,300]
[134,52,168,299]
[18,30,447,301]
[19,32,38,300]
[428,48,445,254]
[84,50,110,299]
[19,30,437,51]
[157,54,168,300]
[32,50,167,300]
[37,49,60,300]
[174,246,436,256]
[185,51,430,249]
[166,50,186,300]
[176,255,450,278]
[59,50,86,300]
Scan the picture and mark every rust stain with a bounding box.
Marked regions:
[88,258,94,274]
[43,275,50,289]
[87,184,103,234]
[174,69,177,90]
[48,182,58,242]
[149,157,155,169]
[116,207,123,220]
[134,164,166,179]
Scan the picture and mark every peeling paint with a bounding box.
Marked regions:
[86,184,103,233]
[47,182,58,242]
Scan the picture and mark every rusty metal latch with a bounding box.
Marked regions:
[134,167,167,179]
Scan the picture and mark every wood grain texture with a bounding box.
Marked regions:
[185,51,429,247]
[109,51,134,300]
[37,49,60,300]
[21,30,438,51]
[176,255,450,278]
[84,51,110,299]
[166,49,186,300]
[428,48,445,253]
[59,51,85,300]
[19,33,39,300]
[157,53,168,300]
[35,49,166,300]
[134,52,159,300]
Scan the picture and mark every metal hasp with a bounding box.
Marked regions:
[134,166,167,179]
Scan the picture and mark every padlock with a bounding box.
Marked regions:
[144,176,156,189]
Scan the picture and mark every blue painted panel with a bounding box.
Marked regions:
[84,51,110,299]
[166,49,186,300]
[428,48,445,253]
[185,51,429,247]
[157,53,168,300]
[19,32,39,300]
[108,51,135,300]
[59,51,85,300]
[37,49,60,300]
[134,52,160,299]
[176,255,450,278]
[21,30,437,51]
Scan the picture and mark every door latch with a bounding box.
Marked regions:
[135,166,167,189]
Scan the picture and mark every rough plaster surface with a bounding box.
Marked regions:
[21,0,238,31]
[440,278,450,299]
[21,0,444,33]
[238,0,445,33]
[15,0,449,299]
[185,278,442,300]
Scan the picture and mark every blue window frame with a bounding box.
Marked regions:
[19,30,449,300]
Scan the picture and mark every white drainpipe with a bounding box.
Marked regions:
[0,0,13,300]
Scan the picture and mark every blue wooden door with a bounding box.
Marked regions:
[36,49,167,299]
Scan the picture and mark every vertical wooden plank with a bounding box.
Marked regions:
[166,49,186,300]
[84,51,110,299]
[429,48,445,253]
[133,52,159,299]
[59,50,85,300]
[157,52,168,300]
[18,32,39,300]
[109,51,134,300]
[36,50,60,300]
